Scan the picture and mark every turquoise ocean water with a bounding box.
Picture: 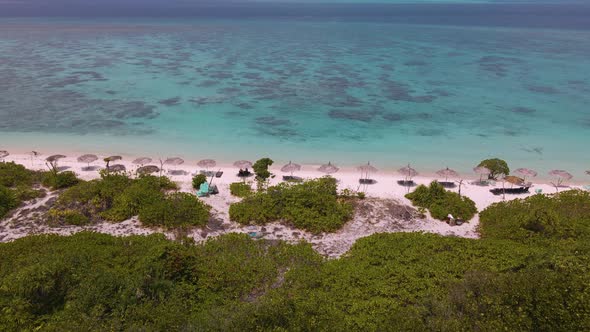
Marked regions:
[1,11,589,176]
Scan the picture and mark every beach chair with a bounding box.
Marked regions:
[197,182,210,197]
[535,188,543,194]
[438,181,456,189]
[397,180,415,187]
[215,171,223,178]
[359,178,376,185]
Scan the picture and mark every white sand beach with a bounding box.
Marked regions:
[1,152,585,257]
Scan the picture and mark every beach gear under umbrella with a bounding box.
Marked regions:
[137,165,160,175]
[357,162,378,180]
[233,160,252,169]
[318,162,339,175]
[514,168,537,182]
[436,167,459,182]
[281,161,302,176]
[132,157,152,166]
[0,150,8,161]
[108,164,126,172]
[398,164,418,182]
[473,166,491,183]
[198,159,216,170]
[104,155,122,169]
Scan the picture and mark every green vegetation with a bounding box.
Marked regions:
[140,192,210,229]
[406,181,477,221]
[3,191,590,332]
[0,186,18,218]
[0,162,45,218]
[477,158,510,179]
[229,177,354,233]
[41,170,79,190]
[50,172,209,229]
[229,182,252,197]
[480,190,590,243]
[0,233,321,331]
[192,174,207,190]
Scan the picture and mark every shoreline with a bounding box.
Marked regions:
[2,147,588,185]
[1,150,588,257]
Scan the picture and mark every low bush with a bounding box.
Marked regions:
[0,185,19,218]
[406,181,477,221]
[0,162,45,218]
[42,171,79,190]
[479,190,590,243]
[229,177,354,233]
[139,192,210,229]
[50,173,194,227]
[47,209,90,226]
[229,182,252,198]
[192,174,207,190]
[0,162,38,187]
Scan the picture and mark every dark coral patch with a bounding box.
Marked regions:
[158,97,181,106]
[328,110,376,122]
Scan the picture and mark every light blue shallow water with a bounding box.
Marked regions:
[1,16,589,176]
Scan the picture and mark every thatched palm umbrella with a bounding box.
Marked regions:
[46,154,66,170]
[132,157,152,166]
[0,150,8,162]
[137,165,160,175]
[398,164,418,183]
[473,166,491,184]
[108,164,126,172]
[549,169,573,192]
[233,160,252,169]
[514,168,537,183]
[198,159,216,171]
[282,161,302,177]
[436,167,459,182]
[318,162,339,175]
[77,154,98,170]
[357,162,378,181]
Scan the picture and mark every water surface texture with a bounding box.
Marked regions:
[1,9,589,173]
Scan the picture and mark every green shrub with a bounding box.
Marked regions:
[42,171,79,190]
[229,177,353,233]
[0,162,36,187]
[13,187,44,202]
[477,158,509,180]
[47,209,90,226]
[0,185,19,218]
[139,192,210,229]
[51,174,189,226]
[406,181,477,221]
[229,182,252,197]
[479,190,590,243]
[192,174,207,190]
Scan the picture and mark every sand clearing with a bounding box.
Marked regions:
[1,153,583,257]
